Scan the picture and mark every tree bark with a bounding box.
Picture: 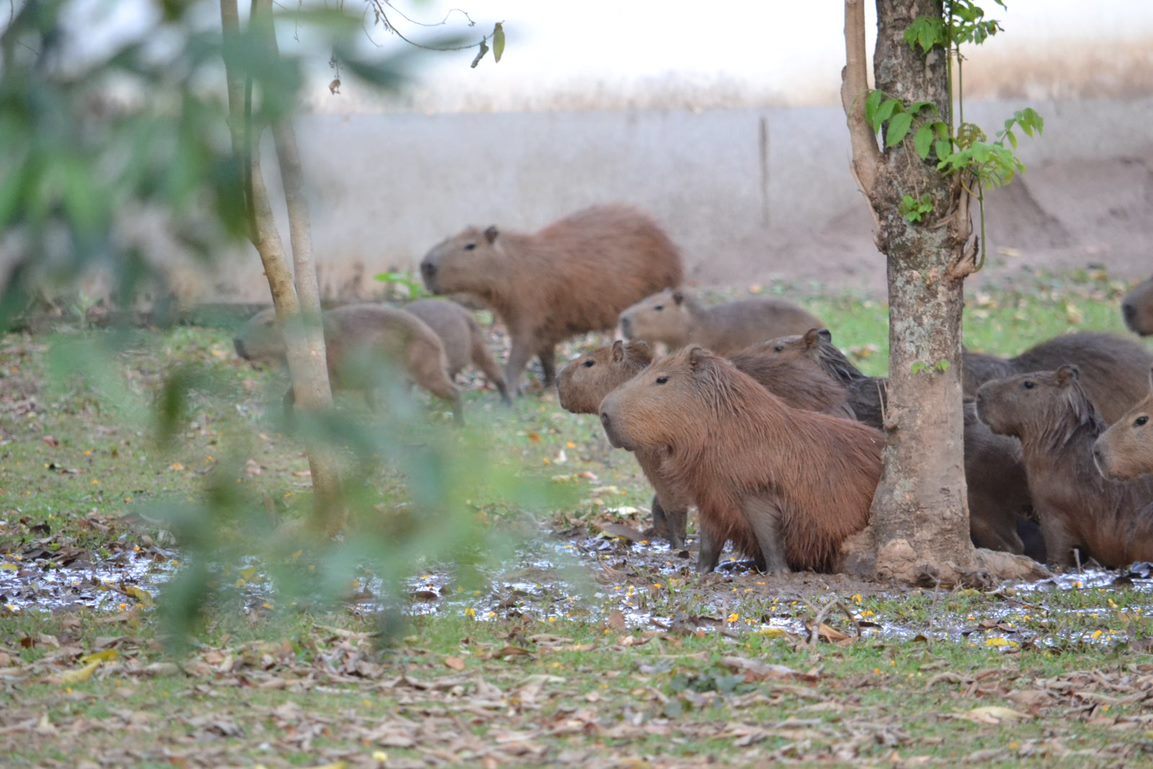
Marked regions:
[221,0,348,536]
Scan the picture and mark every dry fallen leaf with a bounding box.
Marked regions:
[444,656,466,671]
[957,705,1030,725]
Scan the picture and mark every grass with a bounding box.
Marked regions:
[2,271,1153,767]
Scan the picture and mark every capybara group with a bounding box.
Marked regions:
[419,205,683,396]
[619,289,823,355]
[1122,276,1153,336]
[235,305,462,422]
[962,332,1153,424]
[976,366,1153,568]
[598,347,883,574]
[1094,367,1153,481]
[403,298,510,404]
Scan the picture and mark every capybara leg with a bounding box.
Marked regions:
[505,338,536,397]
[472,335,512,405]
[1018,518,1047,563]
[968,506,1024,554]
[538,344,558,387]
[742,495,790,574]
[649,494,671,541]
[1039,515,1079,567]
[697,529,723,574]
[650,494,686,549]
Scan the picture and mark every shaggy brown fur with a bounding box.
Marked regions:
[962,332,1153,424]
[556,340,689,548]
[235,305,462,422]
[404,298,510,404]
[618,289,823,355]
[598,347,883,574]
[1123,276,1153,336]
[1094,367,1153,481]
[976,366,1153,567]
[420,205,683,396]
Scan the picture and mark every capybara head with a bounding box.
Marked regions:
[755,328,865,384]
[419,225,501,296]
[1122,276,1153,336]
[976,365,1100,444]
[556,340,653,414]
[234,308,286,363]
[1093,366,1153,481]
[618,289,692,345]
[599,345,731,452]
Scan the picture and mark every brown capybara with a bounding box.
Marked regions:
[234,305,462,423]
[403,298,510,404]
[962,332,1153,424]
[1094,366,1153,481]
[976,366,1153,568]
[598,347,883,574]
[618,289,824,355]
[758,328,1036,557]
[1122,276,1153,336]
[556,340,690,548]
[419,205,683,396]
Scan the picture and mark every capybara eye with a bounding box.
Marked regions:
[773,344,785,352]
[464,242,477,251]
[1136,415,1149,427]
[582,359,595,368]
[655,376,669,385]
[653,305,664,311]
[1023,380,1035,390]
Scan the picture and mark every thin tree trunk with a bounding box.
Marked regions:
[221,0,347,536]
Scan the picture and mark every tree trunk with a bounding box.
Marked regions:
[220,0,347,536]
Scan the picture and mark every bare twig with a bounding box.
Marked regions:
[841,0,881,198]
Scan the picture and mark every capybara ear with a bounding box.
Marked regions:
[803,328,827,348]
[672,290,685,306]
[687,345,708,370]
[1056,364,1081,385]
[484,225,500,244]
[817,328,833,343]
[611,340,626,362]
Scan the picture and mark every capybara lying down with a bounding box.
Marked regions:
[419,205,683,396]
[598,347,883,574]
[234,305,462,423]
[618,289,823,355]
[403,298,510,404]
[976,366,1153,568]
[1122,276,1153,336]
[962,332,1153,424]
[556,340,690,548]
[759,328,1034,556]
[1094,367,1153,481]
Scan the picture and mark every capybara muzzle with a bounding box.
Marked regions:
[420,260,440,293]
[234,337,249,360]
[599,409,629,450]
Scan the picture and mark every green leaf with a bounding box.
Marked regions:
[492,22,505,63]
[865,90,884,131]
[914,124,934,160]
[876,97,901,125]
[934,139,953,161]
[886,111,913,148]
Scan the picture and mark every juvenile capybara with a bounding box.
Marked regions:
[556,340,690,548]
[419,205,683,396]
[976,366,1153,568]
[758,328,1035,556]
[1122,276,1153,336]
[235,305,462,422]
[403,298,510,404]
[618,289,823,355]
[1094,366,1153,481]
[962,332,1153,424]
[598,347,883,574]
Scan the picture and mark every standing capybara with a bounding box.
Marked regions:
[419,205,683,396]
[618,289,824,355]
[976,366,1153,567]
[403,298,510,404]
[556,340,690,548]
[1094,366,1153,481]
[234,305,462,422]
[758,328,1035,556]
[962,332,1153,424]
[1122,276,1153,336]
[598,347,883,574]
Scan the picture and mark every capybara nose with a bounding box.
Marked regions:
[620,316,632,339]
[600,410,612,432]
[1122,302,1137,326]
[421,260,437,279]
[233,337,248,359]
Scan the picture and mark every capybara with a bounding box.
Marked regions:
[758,328,1035,556]
[403,298,510,404]
[556,340,690,548]
[598,347,883,574]
[618,289,824,355]
[235,305,462,422]
[962,332,1153,424]
[1093,366,1153,481]
[1122,276,1153,336]
[976,366,1153,568]
[419,205,683,396]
